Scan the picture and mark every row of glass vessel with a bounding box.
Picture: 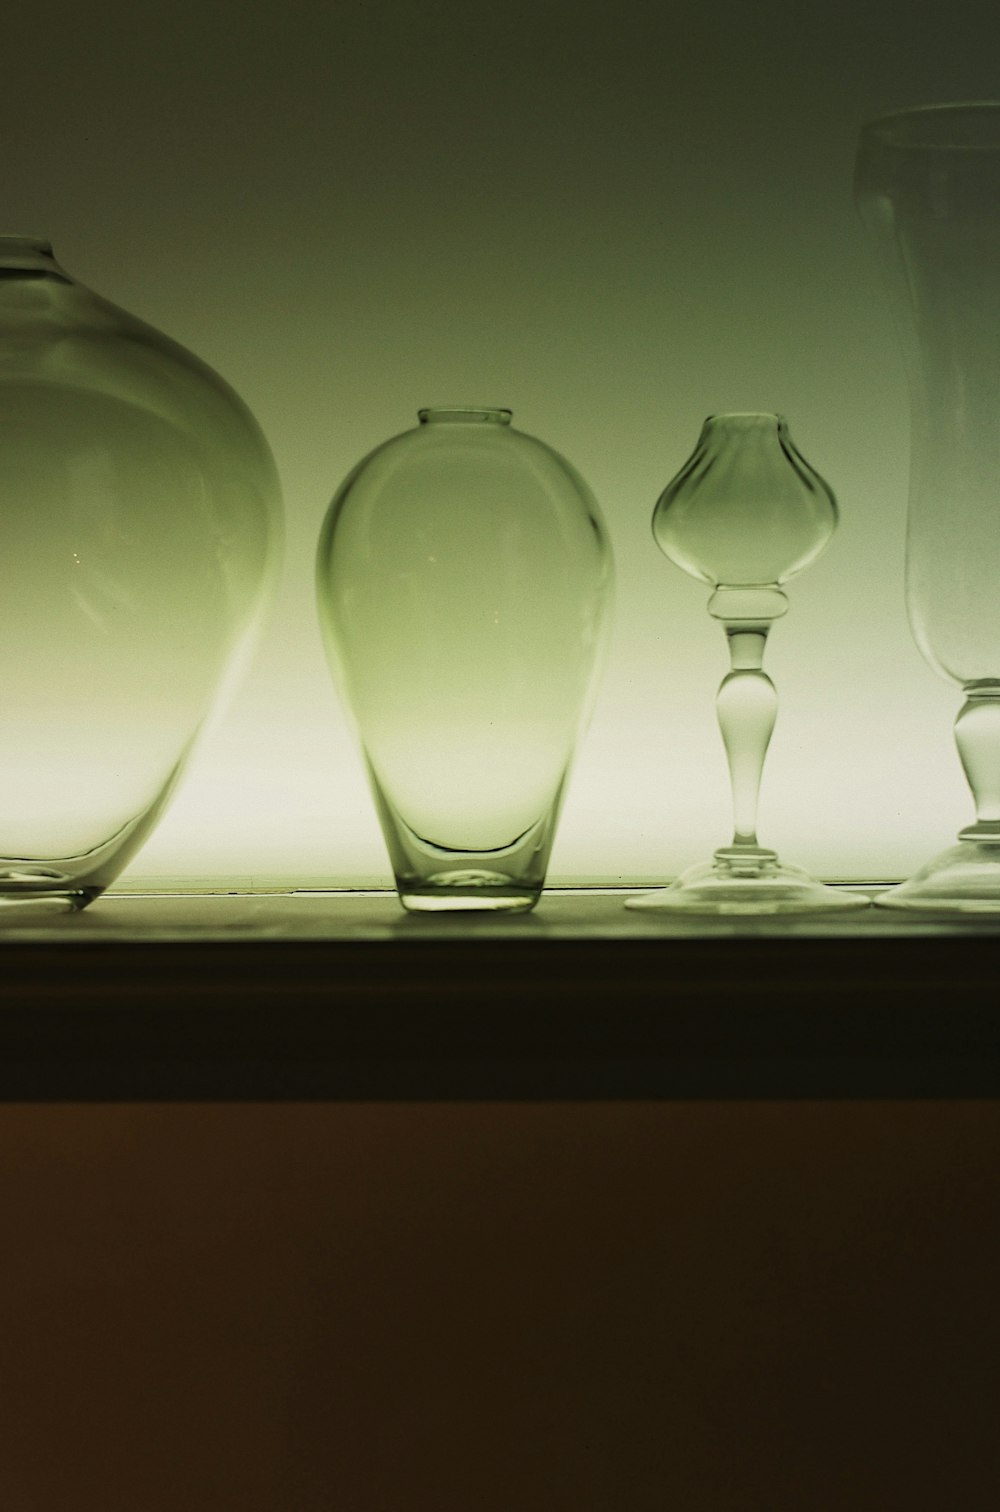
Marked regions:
[4,101,1000,917]
[0,235,615,915]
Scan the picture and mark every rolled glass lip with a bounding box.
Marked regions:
[0,235,57,267]
[0,235,53,255]
[418,406,512,425]
[859,101,1000,152]
[703,411,785,428]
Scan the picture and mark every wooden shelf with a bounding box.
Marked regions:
[1,889,998,1100]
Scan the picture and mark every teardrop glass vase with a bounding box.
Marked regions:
[316,406,614,911]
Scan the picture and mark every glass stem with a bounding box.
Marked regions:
[955,680,1000,842]
[716,628,777,849]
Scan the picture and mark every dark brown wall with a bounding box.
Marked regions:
[0,1103,997,1509]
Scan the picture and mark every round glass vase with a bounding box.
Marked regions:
[316,406,614,912]
[0,237,282,912]
[856,104,1000,911]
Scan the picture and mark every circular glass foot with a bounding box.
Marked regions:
[875,840,1000,913]
[626,853,868,916]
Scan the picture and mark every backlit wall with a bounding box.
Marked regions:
[6,0,1000,885]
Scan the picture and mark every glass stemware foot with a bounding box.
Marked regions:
[875,839,1000,913]
[628,846,863,916]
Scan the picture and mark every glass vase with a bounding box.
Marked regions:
[0,237,282,911]
[316,406,613,911]
[856,104,1000,910]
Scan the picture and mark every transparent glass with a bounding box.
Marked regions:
[316,406,613,911]
[856,104,1000,911]
[628,413,867,914]
[0,238,282,911]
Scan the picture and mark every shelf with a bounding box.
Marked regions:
[1,888,999,1100]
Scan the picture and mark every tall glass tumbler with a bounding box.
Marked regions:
[316,407,614,912]
[856,104,1000,910]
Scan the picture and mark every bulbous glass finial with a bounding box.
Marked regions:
[652,413,838,588]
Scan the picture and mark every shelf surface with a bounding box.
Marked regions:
[1,888,999,1100]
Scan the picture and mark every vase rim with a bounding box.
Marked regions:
[418,406,512,426]
[860,102,1000,152]
[0,236,65,276]
[0,235,54,253]
[703,412,786,428]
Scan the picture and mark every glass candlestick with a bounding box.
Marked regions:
[628,413,867,914]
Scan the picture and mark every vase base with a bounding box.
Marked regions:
[0,888,99,915]
[626,855,869,916]
[398,870,541,913]
[875,840,1000,914]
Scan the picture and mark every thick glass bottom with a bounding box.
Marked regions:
[0,888,99,914]
[0,859,116,914]
[627,851,869,917]
[374,789,557,916]
[0,793,178,917]
[875,839,1000,913]
[397,870,541,913]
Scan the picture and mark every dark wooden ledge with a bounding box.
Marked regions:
[0,889,997,1100]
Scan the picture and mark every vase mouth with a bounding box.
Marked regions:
[703,412,786,431]
[860,102,1000,152]
[418,406,512,426]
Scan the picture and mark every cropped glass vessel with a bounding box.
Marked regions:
[0,237,282,911]
[856,104,1000,910]
[316,406,613,911]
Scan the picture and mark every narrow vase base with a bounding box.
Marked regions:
[626,854,868,916]
[875,839,1000,914]
[397,871,541,914]
[0,888,99,915]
